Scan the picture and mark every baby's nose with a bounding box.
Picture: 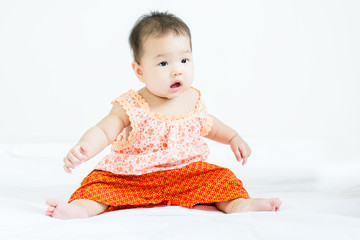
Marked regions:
[172,64,183,76]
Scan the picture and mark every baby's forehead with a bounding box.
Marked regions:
[143,32,190,44]
[142,33,190,50]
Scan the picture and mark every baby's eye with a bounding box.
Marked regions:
[159,61,168,66]
[181,58,188,63]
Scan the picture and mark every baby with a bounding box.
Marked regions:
[46,11,282,219]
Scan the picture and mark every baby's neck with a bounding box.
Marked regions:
[137,87,198,117]
[138,87,173,106]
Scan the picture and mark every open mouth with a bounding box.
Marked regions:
[170,81,182,89]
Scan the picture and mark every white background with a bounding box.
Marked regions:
[1,0,359,163]
[0,3,360,238]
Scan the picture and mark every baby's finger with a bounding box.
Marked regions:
[231,146,242,162]
[63,164,72,174]
[68,152,82,166]
[243,145,252,158]
[72,146,88,161]
[71,149,85,162]
[239,148,249,165]
[242,156,248,166]
[63,156,77,170]
[64,154,75,168]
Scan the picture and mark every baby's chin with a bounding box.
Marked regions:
[145,84,191,100]
[167,85,192,99]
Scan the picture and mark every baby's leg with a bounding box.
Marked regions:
[215,198,282,214]
[45,199,108,219]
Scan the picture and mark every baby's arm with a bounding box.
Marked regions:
[63,103,130,173]
[204,115,251,165]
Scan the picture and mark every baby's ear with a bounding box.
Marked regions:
[132,61,144,82]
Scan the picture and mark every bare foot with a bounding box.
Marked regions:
[45,199,88,219]
[217,198,282,213]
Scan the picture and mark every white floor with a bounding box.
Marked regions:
[0,137,359,240]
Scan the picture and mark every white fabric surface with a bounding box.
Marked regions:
[0,137,359,240]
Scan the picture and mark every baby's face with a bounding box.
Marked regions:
[133,33,194,99]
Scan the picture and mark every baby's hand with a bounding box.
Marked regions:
[229,135,252,166]
[63,144,89,173]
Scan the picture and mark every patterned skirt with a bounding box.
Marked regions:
[69,161,250,213]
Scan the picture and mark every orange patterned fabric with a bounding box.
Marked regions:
[69,161,250,212]
[95,88,213,175]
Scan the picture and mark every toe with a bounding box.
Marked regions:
[45,210,53,217]
[273,198,282,211]
[46,199,58,207]
[47,206,55,211]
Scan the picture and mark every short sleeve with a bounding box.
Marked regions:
[110,92,139,151]
[200,114,213,137]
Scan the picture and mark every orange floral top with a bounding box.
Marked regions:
[95,88,213,175]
